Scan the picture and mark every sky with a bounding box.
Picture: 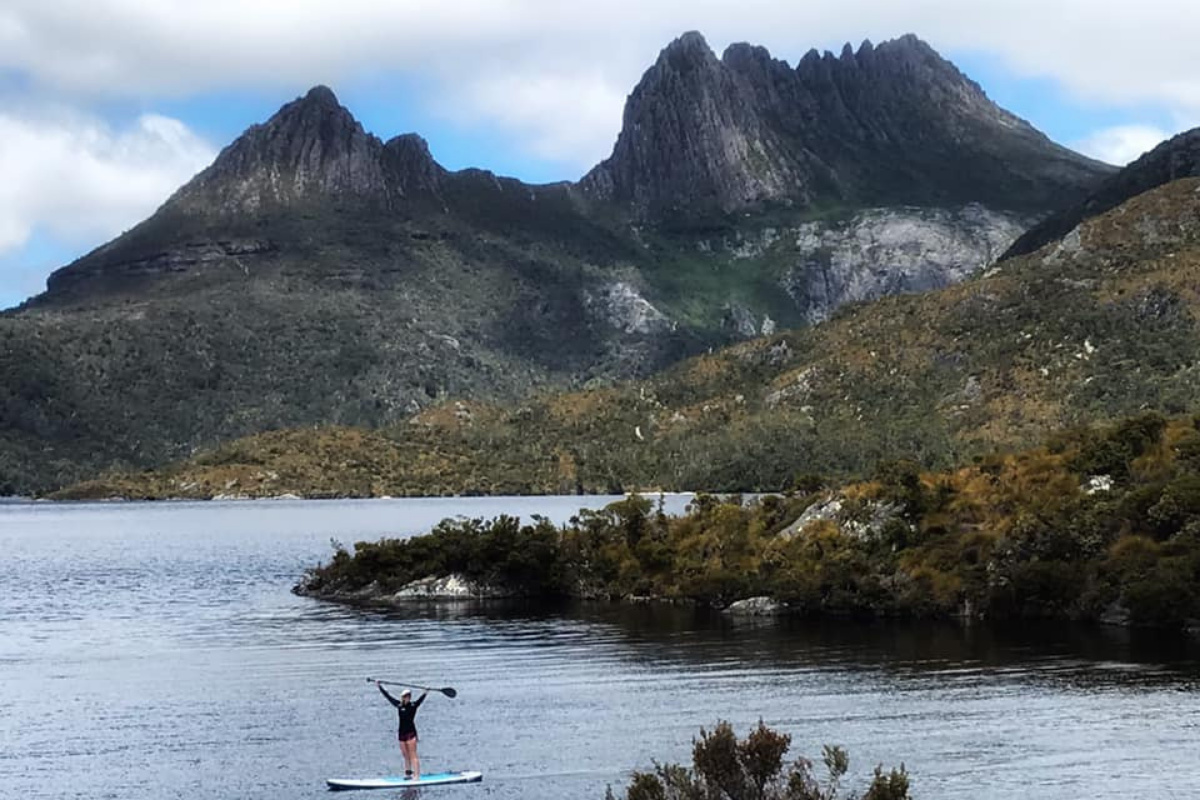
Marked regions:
[1,0,1198,310]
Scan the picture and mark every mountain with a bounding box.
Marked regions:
[582,33,1109,224]
[1003,127,1200,259]
[2,33,1114,496]
[57,175,1200,500]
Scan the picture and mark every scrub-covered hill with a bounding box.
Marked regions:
[55,177,1200,500]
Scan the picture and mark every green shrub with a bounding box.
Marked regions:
[612,721,910,800]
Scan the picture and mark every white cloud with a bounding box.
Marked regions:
[0,110,215,257]
[449,71,628,166]
[1074,125,1170,167]
[2,1,1199,171]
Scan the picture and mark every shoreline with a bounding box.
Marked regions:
[294,579,1200,635]
[16,490,704,505]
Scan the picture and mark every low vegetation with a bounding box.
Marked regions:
[299,412,1200,629]
[56,178,1200,502]
[609,721,909,800]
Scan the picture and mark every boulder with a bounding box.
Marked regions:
[388,573,513,601]
[724,596,786,616]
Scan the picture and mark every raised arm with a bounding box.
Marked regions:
[413,692,427,709]
[377,683,401,708]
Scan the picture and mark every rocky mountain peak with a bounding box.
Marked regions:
[580,31,801,222]
[583,32,1113,222]
[383,132,445,196]
[658,30,718,68]
[298,84,339,109]
[168,85,390,214]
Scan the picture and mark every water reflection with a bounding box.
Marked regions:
[321,600,1200,695]
[3,499,1200,800]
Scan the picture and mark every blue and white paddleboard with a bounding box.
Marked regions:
[327,771,483,790]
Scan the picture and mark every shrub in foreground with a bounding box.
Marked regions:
[609,721,910,800]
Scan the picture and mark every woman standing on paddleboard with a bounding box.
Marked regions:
[375,681,427,779]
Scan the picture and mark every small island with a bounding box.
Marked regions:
[297,412,1200,630]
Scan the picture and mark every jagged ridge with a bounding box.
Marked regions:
[582,32,1112,223]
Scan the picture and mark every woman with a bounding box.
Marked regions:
[375,681,428,780]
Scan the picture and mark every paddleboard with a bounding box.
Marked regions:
[327,771,483,790]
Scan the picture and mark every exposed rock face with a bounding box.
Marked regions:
[776,205,1027,323]
[779,495,904,541]
[46,239,277,297]
[584,281,673,334]
[583,32,1113,222]
[1004,127,1200,259]
[581,31,806,223]
[173,86,396,213]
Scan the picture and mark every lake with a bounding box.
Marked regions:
[2,497,1198,799]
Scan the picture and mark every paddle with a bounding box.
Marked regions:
[368,677,458,699]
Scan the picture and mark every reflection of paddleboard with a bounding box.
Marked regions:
[327,771,483,790]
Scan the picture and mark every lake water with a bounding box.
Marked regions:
[2,497,1199,800]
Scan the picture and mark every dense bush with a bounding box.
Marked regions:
[305,514,566,595]
[608,721,910,800]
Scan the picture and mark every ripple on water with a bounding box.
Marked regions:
[2,499,1200,800]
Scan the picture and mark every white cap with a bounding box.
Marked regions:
[400,688,412,695]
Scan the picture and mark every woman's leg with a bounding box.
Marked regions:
[403,738,420,779]
[399,738,412,776]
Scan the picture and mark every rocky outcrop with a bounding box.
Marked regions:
[584,281,674,334]
[582,32,1113,222]
[723,596,787,616]
[46,239,277,297]
[777,206,1027,323]
[294,572,519,604]
[389,573,515,600]
[779,495,905,542]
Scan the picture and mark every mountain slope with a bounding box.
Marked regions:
[2,34,1114,495]
[1003,127,1200,259]
[57,176,1200,499]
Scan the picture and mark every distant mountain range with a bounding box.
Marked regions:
[2,32,1118,495]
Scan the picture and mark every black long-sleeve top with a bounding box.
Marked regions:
[379,686,426,735]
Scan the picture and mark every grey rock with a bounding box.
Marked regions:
[779,205,1027,324]
[584,281,673,334]
[722,304,761,337]
[779,495,843,538]
[765,367,818,408]
[724,596,787,616]
[779,494,904,542]
[1099,600,1132,627]
[389,573,514,600]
